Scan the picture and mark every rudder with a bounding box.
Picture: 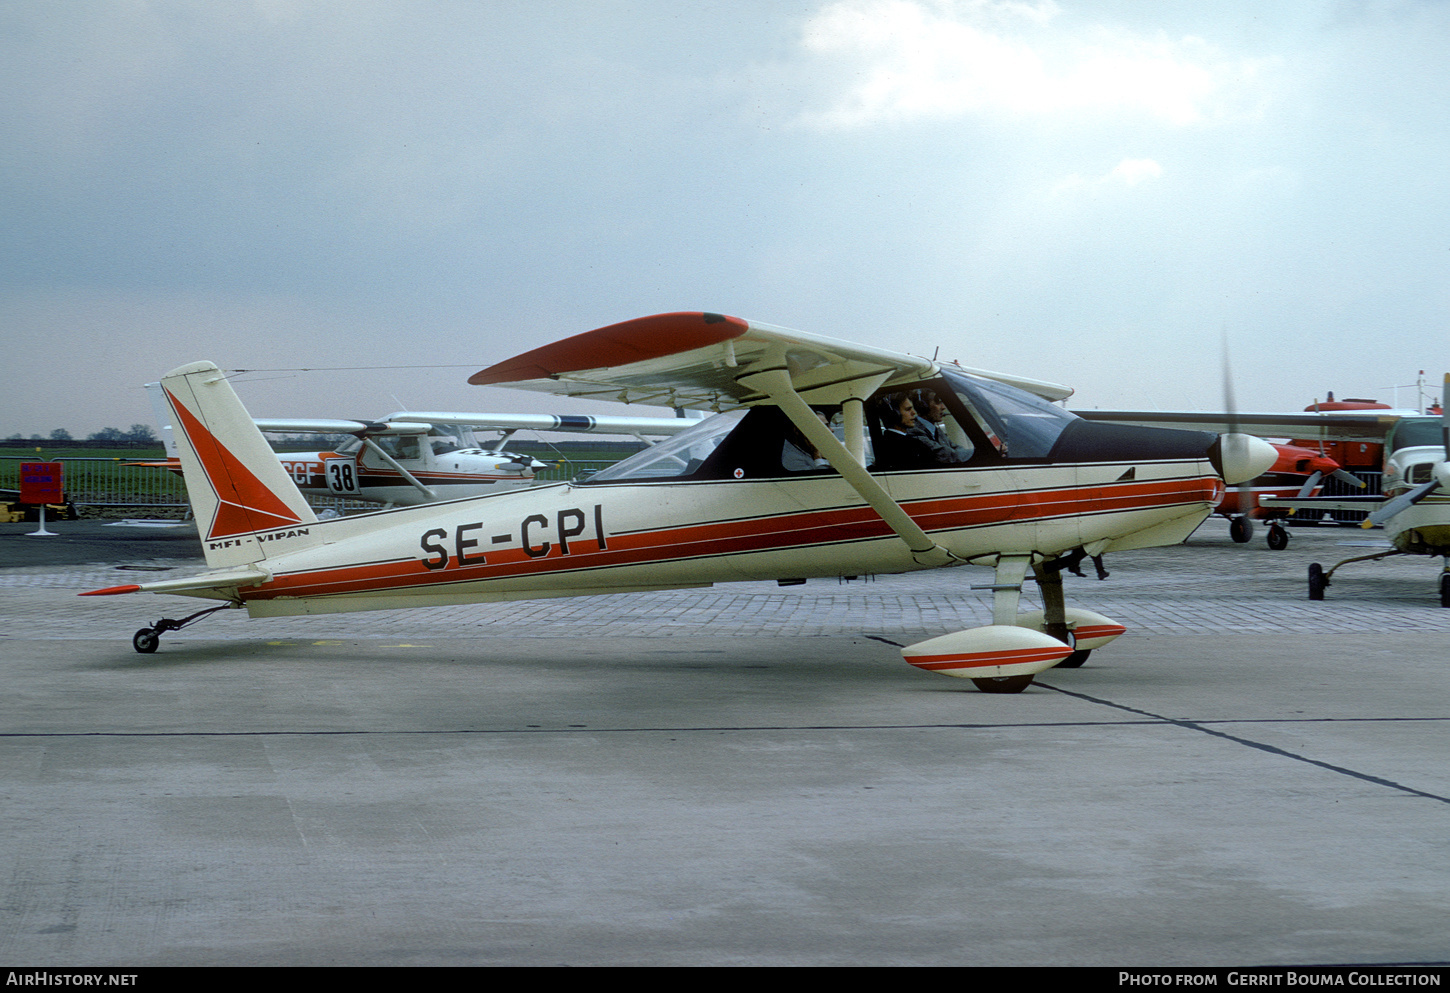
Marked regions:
[161,361,319,568]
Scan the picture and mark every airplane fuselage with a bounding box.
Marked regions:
[201,454,1223,617]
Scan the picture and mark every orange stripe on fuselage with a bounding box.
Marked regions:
[238,471,1219,602]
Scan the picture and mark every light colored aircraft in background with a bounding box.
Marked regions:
[1267,390,1450,606]
[142,382,697,507]
[90,312,1275,692]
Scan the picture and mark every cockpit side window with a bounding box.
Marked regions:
[368,435,422,461]
[582,406,844,483]
[354,435,423,465]
[585,409,746,482]
[866,379,992,471]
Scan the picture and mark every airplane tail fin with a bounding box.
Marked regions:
[143,381,179,458]
[160,361,319,568]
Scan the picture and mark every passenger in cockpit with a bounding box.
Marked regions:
[781,408,832,471]
[874,394,941,470]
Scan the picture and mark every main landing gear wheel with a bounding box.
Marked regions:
[1267,524,1289,551]
[1230,516,1253,543]
[972,674,1035,694]
[1051,630,1089,669]
[132,628,159,654]
[1440,573,1450,608]
[1308,563,1327,601]
[1056,649,1091,669]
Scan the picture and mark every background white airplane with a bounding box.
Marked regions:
[143,382,699,507]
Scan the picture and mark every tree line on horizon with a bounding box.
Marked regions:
[5,424,157,443]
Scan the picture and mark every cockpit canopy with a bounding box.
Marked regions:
[584,368,1082,483]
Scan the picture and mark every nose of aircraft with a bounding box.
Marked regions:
[1215,433,1278,484]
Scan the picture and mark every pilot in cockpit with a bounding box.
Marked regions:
[908,389,972,464]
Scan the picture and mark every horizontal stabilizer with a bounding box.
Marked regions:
[80,564,269,597]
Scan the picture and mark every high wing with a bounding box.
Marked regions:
[253,418,434,436]
[474,311,1078,569]
[1074,409,1407,443]
[253,414,694,438]
[148,383,697,443]
[470,311,1072,410]
[375,411,699,437]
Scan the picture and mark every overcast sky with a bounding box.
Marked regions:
[3,0,1446,438]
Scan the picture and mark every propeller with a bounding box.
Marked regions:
[1216,336,1278,486]
[1293,467,1365,500]
[1362,373,1450,528]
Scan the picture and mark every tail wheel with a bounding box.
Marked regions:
[1308,563,1327,601]
[972,675,1035,694]
[1267,524,1289,551]
[1230,516,1253,543]
[132,628,159,654]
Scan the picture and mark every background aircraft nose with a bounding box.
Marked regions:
[1215,433,1278,484]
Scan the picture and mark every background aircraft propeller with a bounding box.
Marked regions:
[1293,467,1366,499]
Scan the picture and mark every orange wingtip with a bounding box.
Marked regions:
[469,311,748,386]
[79,585,142,596]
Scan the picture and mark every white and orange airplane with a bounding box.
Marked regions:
[85,312,1275,692]
[142,383,696,507]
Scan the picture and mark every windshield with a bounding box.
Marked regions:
[587,409,747,481]
[1389,417,1446,454]
[940,368,1076,459]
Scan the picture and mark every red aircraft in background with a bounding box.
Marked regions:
[1216,441,1361,549]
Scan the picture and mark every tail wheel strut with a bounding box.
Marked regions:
[132,604,235,654]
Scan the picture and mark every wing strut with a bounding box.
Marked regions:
[738,367,959,568]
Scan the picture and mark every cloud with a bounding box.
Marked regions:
[1107,157,1163,185]
[1051,157,1162,195]
[795,0,1260,128]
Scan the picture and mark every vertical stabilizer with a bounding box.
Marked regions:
[144,382,179,458]
[161,361,319,568]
